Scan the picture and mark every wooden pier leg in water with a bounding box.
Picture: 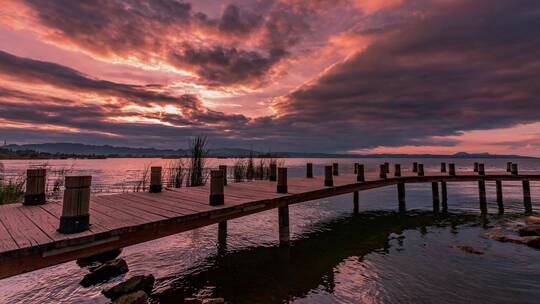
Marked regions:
[149,166,162,193]
[478,180,487,214]
[209,170,225,206]
[219,165,227,186]
[394,164,401,177]
[523,180,532,213]
[24,168,46,205]
[269,164,277,181]
[59,176,91,234]
[325,166,334,187]
[306,163,313,178]
[418,164,424,176]
[441,182,448,213]
[353,191,359,214]
[432,182,440,213]
[277,168,288,193]
[379,164,387,179]
[332,163,339,176]
[218,221,227,254]
[278,205,290,246]
[496,180,504,214]
[357,164,364,182]
[397,183,406,212]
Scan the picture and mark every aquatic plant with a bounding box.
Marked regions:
[133,165,150,192]
[166,159,185,188]
[246,151,255,180]
[0,163,25,205]
[188,135,208,187]
[233,159,246,182]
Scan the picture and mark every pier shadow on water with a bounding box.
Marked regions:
[155,211,480,303]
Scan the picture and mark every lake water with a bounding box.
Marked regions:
[0,158,539,303]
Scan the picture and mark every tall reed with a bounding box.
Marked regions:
[188,135,208,187]
[233,159,246,182]
[0,162,25,205]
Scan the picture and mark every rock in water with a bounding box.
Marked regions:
[526,216,540,225]
[518,225,540,237]
[77,249,122,268]
[202,298,225,304]
[80,259,128,287]
[453,245,484,255]
[103,275,155,300]
[112,291,148,304]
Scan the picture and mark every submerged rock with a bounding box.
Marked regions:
[80,259,128,287]
[202,298,225,304]
[77,249,122,268]
[103,274,155,300]
[484,229,540,249]
[184,298,202,304]
[453,245,484,255]
[518,224,540,237]
[526,216,540,225]
[112,290,148,304]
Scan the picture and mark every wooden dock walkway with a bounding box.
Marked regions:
[0,162,538,279]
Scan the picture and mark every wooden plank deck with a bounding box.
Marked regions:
[0,169,539,280]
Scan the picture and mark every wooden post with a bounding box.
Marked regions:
[332,163,339,176]
[24,168,46,205]
[418,164,424,176]
[449,163,456,176]
[496,180,504,214]
[506,162,512,173]
[58,176,91,234]
[397,183,406,212]
[278,205,290,246]
[269,163,277,181]
[413,162,418,173]
[511,164,518,176]
[353,191,359,214]
[432,182,440,213]
[209,170,224,206]
[441,182,448,213]
[149,166,162,193]
[379,164,387,179]
[354,163,358,174]
[357,164,365,182]
[478,180,487,214]
[306,163,313,178]
[277,167,288,193]
[218,221,227,255]
[325,166,334,187]
[474,162,479,172]
[394,164,401,177]
[440,162,446,173]
[523,180,532,213]
[384,162,390,173]
[478,163,485,176]
[219,165,227,186]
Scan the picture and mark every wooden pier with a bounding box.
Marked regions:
[0,163,538,280]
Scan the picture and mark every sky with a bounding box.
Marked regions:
[0,0,539,155]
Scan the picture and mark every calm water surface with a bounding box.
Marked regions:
[0,158,539,303]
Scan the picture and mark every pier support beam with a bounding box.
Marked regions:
[478,180,487,214]
[441,182,448,213]
[353,191,359,214]
[149,166,162,193]
[269,164,277,181]
[432,182,440,213]
[278,206,290,246]
[306,163,313,178]
[218,221,227,255]
[24,168,46,206]
[496,180,504,214]
[209,170,225,206]
[325,166,334,187]
[277,168,288,193]
[523,180,532,214]
[59,176,91,234]
[397,183,406,213]
[356,164,364,182]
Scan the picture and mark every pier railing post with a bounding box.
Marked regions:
[353,191,359,214]
[478,180,487,214]
[379,164,387,179]
[418,164,424,176]
[209,170,224,206]
[511,164,518,176]
[277,168,288,193]
[394,164,401,177]
[332,163,339,176]
[24,168,46,206]
[269,163,277,181]
[325,166,334,187]
[478,163,485,176]
[58,176,91,234]
[441,162,446,173]
[397,183,406,212]
[306,163,313,178]
[523,180,532,213]
[384,162,390,173]
[474,162,479,172]
[278,205,290,246]
[354,163,358,174]
[432,182,440,213]
[496,180,504,214]
[506,162,512,173]
[449,163,456,176]
[219,165,228,186]
[356,164,364,182]
[413,162,418,173]
[149,166,162,193]
[441,181,448,213]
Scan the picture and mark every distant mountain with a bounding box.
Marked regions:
[3,143,537,159]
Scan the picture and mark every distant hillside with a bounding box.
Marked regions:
[3,143,537,159]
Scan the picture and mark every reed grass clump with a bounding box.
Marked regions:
[188,136,208,187]
[166,159,185,188]
[233,159,246,182]
[0,163,25,204]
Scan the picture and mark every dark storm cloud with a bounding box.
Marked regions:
[264,0,540,151]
